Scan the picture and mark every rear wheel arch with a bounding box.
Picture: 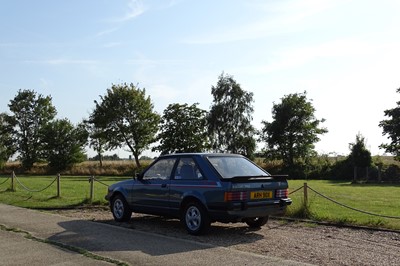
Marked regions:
[180,196,207,214]
[180,198,211,235]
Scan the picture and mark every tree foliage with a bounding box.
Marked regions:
[89,83,160,167]
[207,73,256,158]
[0,113,16,168]
[42,119,88,171]
[348,133,372,168]
[8,89,56,169]
[261,91,327,169]
[154,103,210,154]
[379,88,400,159]
[84,119,107,167]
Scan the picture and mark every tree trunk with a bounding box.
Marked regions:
[133,153,141,168]
[353,166,357,182]
[98,152,103,167]
[378,165,382,182]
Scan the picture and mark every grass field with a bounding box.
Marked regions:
[287,180,400,230]
[0,175,399,230]
[0,175,125,208]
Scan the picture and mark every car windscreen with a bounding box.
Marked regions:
[207,156,270,179]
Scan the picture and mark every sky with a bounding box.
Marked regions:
[1,0,400,158]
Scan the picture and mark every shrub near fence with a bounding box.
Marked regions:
[0,160,153,176]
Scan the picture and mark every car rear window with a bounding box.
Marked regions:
[207,156,270,179]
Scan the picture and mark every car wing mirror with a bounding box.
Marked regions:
[135,172,144,181]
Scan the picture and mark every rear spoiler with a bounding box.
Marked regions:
[225,174,289,182]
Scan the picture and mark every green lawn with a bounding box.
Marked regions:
[0,175,128,208]
[287,180,400,230]
[0,175,399,230]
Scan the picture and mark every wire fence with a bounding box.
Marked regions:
[1,173,400,221]
[0,172,112,203]
[289,183,400,220]
[14,175,58,193]
[0,176,9,186]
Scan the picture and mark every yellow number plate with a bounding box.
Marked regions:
[250,191,273,200]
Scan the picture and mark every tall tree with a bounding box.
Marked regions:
[207,72,256,158]
[154,103,210,154]
[348,133,372,168]
[379,88,400,159]
[0,113,16,168]
[84,119,107,167]
[8,89,56,169]
[42,119,88,171]
[89,83,160,167]
[348,133,372,181]
[261,91,327,169]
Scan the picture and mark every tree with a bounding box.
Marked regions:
[261,91,327,169]
[348,133,372,167]
[379,88,400,159]
[207,72,256,158]
[154,103,210,154]
[84,119,107,167]
[89,83,160,167]
[0,113,16,168]
[348,133,372,181]
[42,119,88,171]
[8,89,57,169]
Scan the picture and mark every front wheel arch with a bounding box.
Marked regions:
[110,193,132,222]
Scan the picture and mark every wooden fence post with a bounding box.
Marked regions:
[89,175,94,204]
[303,182,308,209]
[57,174,61,198]
[353,166,357,182]
[11,171,16,192]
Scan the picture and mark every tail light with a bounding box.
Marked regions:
[224,191,247,201]
[275,189,288,198]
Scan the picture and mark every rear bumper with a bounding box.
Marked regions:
[208,198,292,222]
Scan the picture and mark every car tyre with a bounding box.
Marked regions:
[244,216,269,228]
[182,201,210,235]
[111,194,132,222]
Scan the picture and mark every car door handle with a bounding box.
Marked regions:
[161,184,167,188]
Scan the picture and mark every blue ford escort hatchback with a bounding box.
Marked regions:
[106,153,292,235]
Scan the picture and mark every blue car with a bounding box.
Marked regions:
[105,153,292,235]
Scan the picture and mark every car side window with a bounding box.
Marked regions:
[174,158,204,180]
[143,158,176,180]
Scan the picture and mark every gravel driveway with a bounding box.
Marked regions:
[52,207,400,266]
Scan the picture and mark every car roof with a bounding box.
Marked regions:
[158,153,243,158]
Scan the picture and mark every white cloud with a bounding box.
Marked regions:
[110,0,146,23]
[95,27,120,37]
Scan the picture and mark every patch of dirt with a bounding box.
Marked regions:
[52,207,400,266]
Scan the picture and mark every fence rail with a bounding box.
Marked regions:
[0,172,111,203]
[289,182,400,220]
[1,174,399,221]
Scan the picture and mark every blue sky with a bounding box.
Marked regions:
[1,0,400,158]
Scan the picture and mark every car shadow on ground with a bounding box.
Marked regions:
[96,214,274,247]
[48,215,267,257]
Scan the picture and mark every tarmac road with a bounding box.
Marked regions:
[0,203,311,266]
